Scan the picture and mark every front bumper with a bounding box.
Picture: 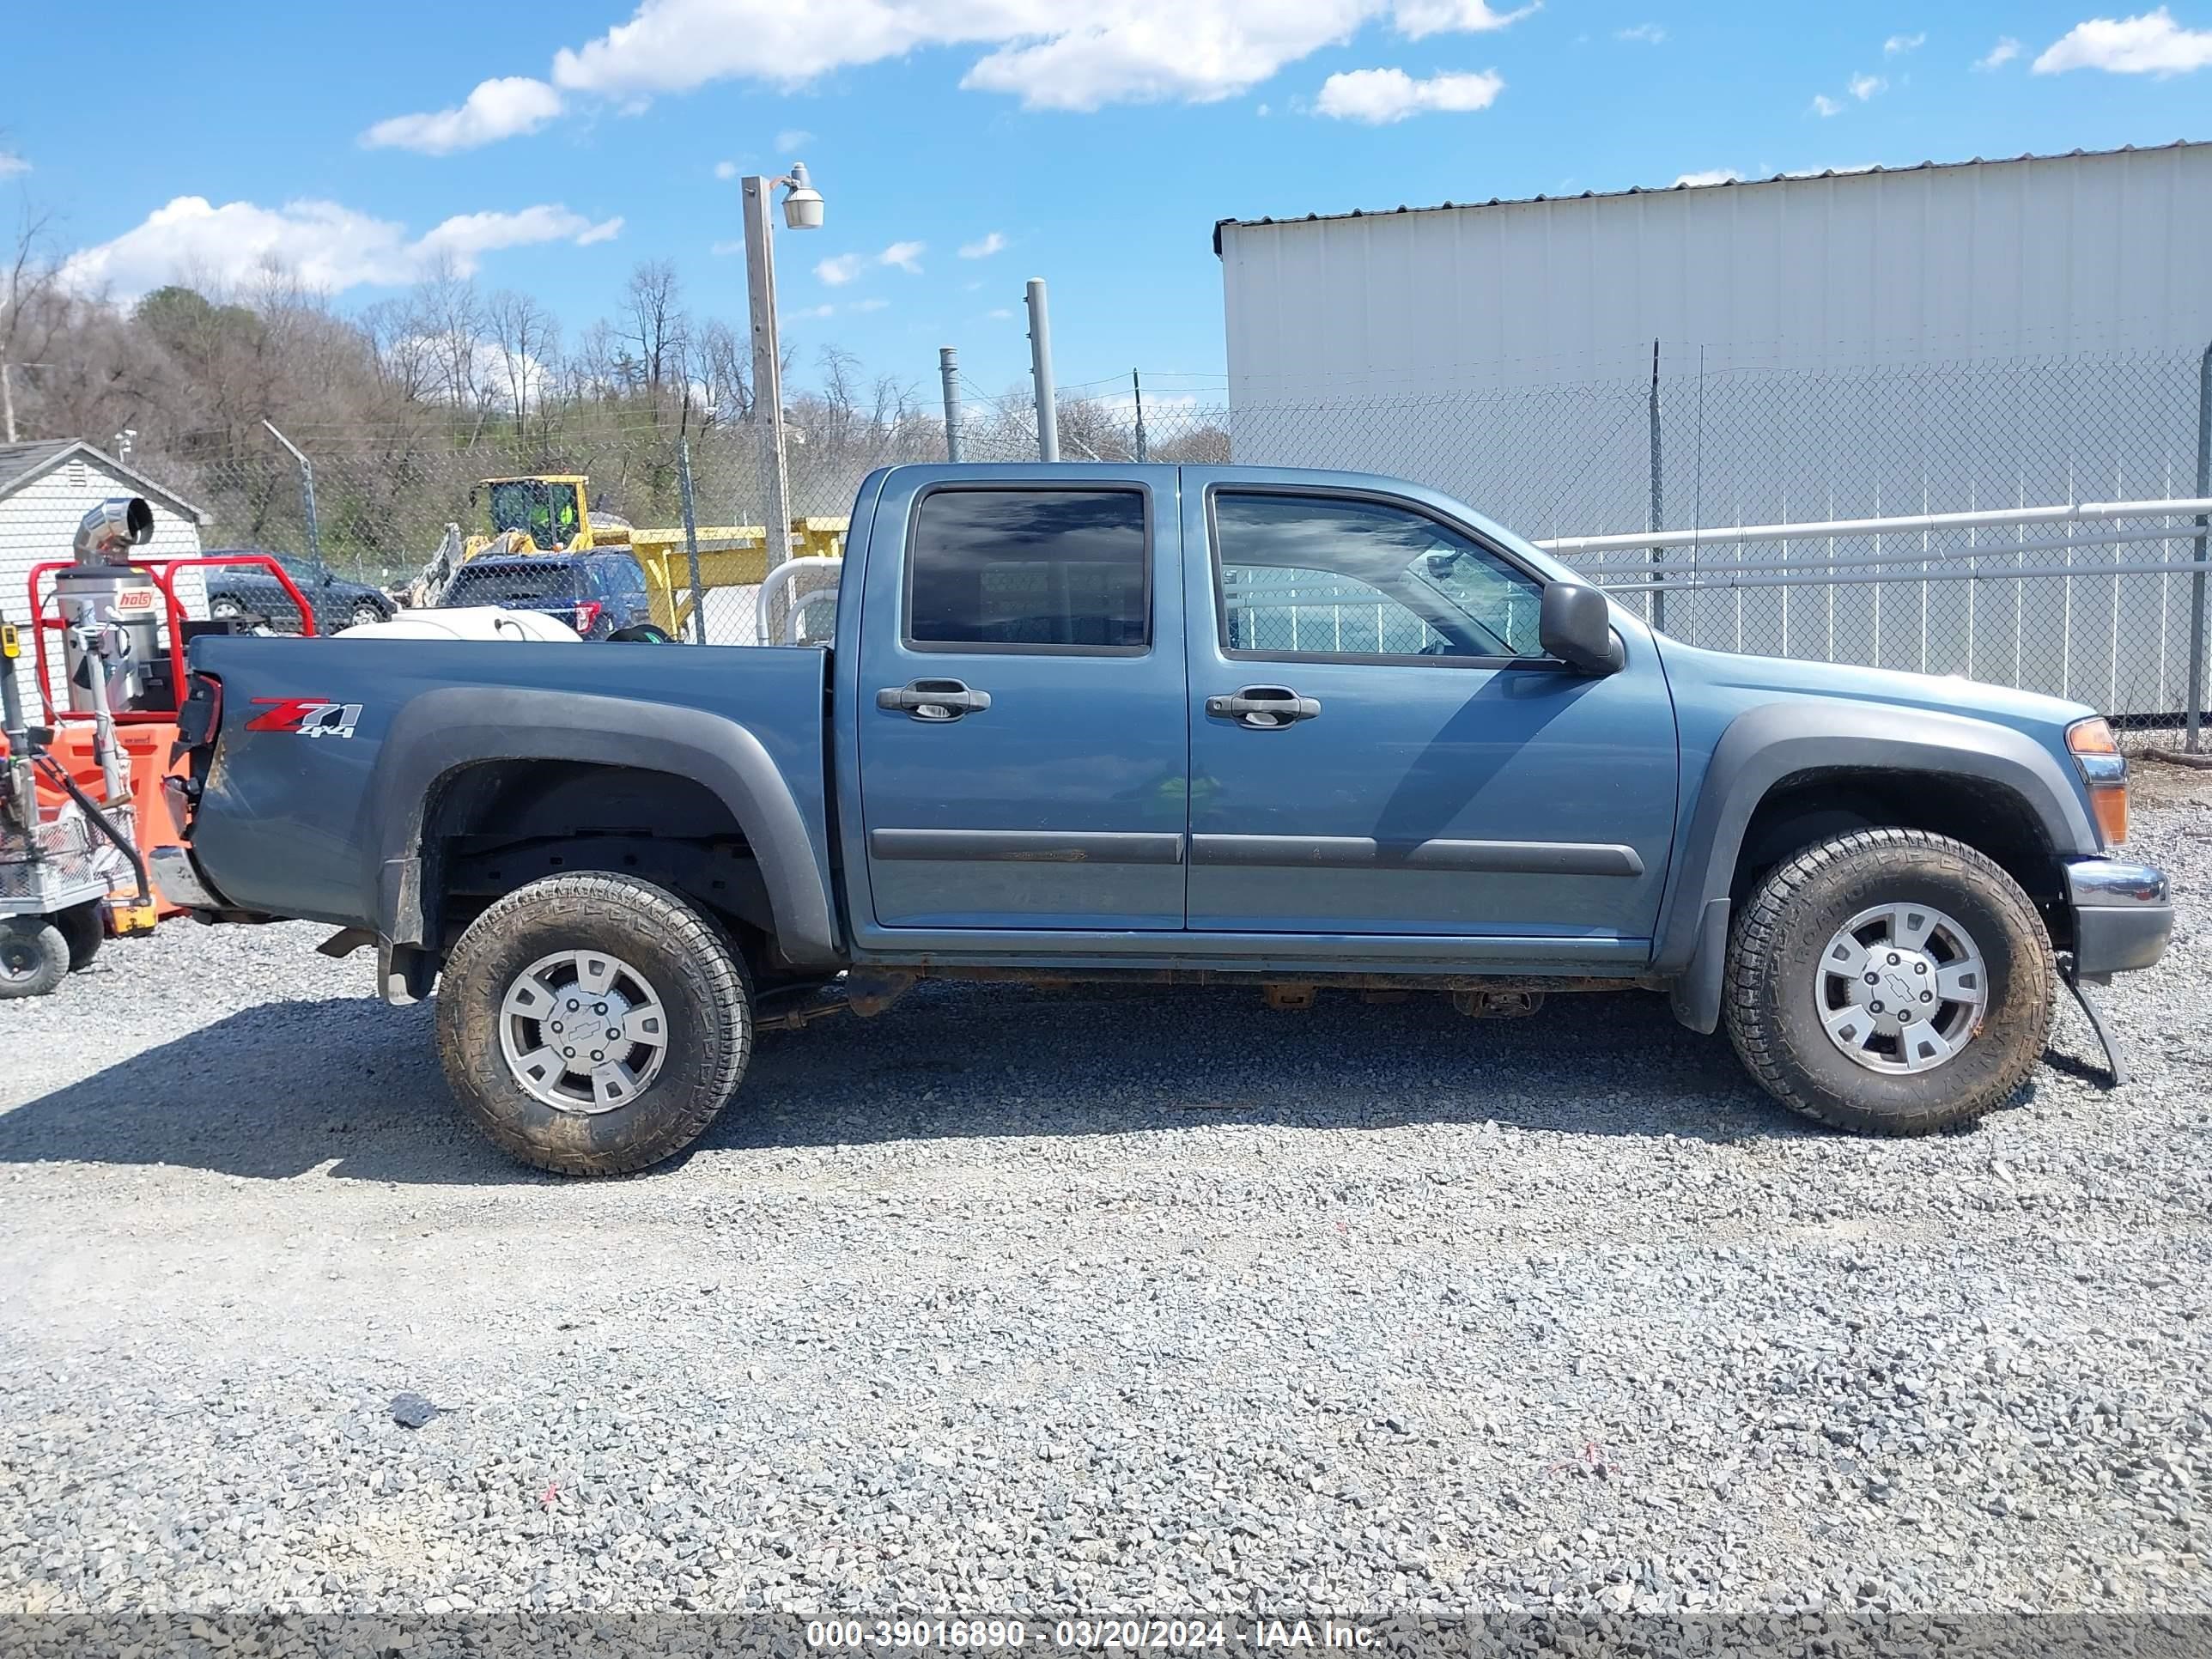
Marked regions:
[2065,859,2172,979]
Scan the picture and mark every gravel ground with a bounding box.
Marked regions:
[1,770,2209,1639]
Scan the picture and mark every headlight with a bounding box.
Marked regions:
[2066,717,2128,847]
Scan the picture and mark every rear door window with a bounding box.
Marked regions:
[905,488,1149,653]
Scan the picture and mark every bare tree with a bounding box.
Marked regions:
[0,200,65,441]
[621,260,688,405]
[487,288,560,438]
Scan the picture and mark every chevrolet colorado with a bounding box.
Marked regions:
[160,465,2172,1174]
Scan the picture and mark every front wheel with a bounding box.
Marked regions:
[1723,828,2053,1135]
[349,599,386,629]
[435,873,753,1175]
[0,920,70,999]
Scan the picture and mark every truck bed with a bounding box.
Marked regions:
[186,636,833,931]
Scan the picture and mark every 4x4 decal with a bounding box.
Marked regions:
[246,697,364,739]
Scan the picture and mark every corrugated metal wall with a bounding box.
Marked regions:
[1221,145,2212,395]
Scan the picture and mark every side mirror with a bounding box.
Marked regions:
[1539,581,1624,676]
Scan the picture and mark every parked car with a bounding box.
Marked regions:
[164,464,2170,1176]
[435,550,654,640]
[204,549,395,635]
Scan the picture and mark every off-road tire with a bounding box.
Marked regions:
[55,902,104,971]
[436,872,752,1176]
[1723,828,2053,1135]
[0,919,70,999]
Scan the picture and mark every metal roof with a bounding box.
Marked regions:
[1212,139,2210,256]
[0,438,210,523]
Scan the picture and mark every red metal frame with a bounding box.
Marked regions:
[27,554,320,726]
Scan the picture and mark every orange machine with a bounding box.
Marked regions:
[19,499,316,927]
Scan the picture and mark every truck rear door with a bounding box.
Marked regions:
[849,467,1187,932]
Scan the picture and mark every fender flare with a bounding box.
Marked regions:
[1657,700,2098,1033]
[365,687,842,968]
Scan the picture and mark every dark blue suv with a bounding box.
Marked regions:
[437,551,655,639]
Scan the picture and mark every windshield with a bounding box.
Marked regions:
[487,481,582,551]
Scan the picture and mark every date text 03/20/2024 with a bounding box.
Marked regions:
[805,1619,1382,1651]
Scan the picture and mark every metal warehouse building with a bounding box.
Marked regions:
[1212,143,2212,718]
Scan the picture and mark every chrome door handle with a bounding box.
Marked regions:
[1206,685,1321,729]
[877,678,992,721]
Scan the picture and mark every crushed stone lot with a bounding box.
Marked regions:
[2,770,2209,1636]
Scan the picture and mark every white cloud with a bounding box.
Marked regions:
[1974,34,2022,69]
[851,296,890,311]
[59,197,619,300]
[710,238,745,255]
[1255,100,1272,113]
[714,159,739,179]
[1810,92,1844,115]
[2033,7,2212,73]
[0,152,29,178]
[814,252,863,285]
[368,0,1539,138]
[789,303,837,320]
[774,127,816,151]
[958,230,1008,258]
[1883,31,1925,54]
[879,239,926,273]
[1848,71,1886,98]
[1314,65,1504,121]
[1391,0,1537,36]
[987,307,1014,319]
[1615,22,1665,43]
[1674,168,1740,186]
[362,76,564,154]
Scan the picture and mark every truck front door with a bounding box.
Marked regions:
[1179,475,1677,957]
[854,470,1188,931]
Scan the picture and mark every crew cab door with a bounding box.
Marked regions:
[852,467,1188,931]
[1179,471,1677,954]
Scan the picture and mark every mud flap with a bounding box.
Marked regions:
[2058,955,2130,1089]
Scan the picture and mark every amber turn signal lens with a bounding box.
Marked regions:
[2090,781,2129,847]
[2067,717,2119,756]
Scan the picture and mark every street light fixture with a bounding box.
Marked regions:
[779,162,825,230]
[741,161,824,578]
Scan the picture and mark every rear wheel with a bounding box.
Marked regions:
[435,872,752,1175]
[0,920,70,999]
[1723,829,2052,1135]
[54,902,104,971]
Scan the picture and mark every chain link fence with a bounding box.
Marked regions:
[149,343,2211,745]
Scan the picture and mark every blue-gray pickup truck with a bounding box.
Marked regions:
[161,465,2173,1174]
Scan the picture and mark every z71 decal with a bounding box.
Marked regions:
[246,697,364,739]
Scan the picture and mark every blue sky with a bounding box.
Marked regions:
[6,1,2209,404]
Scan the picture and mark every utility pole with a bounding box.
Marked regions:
[1,363,15,444]
[742,176,794,569]
[939,347,963,463]
[1025,278,1059,463]
[1133,368,1148,463]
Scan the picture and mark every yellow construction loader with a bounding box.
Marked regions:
[406,472,847,636]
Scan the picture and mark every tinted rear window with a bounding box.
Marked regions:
[906,489,1148,651]
[445,562,578,605]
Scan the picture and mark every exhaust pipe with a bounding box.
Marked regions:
[73,496,155,563]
